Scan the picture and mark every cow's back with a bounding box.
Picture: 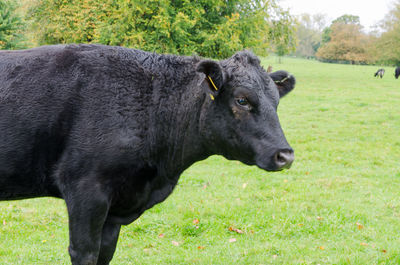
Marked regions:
[0,45,130,199]
[0,44,199,200]
[0,46,81,198]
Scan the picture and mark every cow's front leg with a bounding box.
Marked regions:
[65,184,111,265]
[96,222,121,265]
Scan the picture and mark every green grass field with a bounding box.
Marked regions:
[1,57,400,264]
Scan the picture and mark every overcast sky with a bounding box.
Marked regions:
[280,0,394,31]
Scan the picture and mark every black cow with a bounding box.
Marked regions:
[374,68,385,78]
[395,66,400,79]
[0,44,295,265]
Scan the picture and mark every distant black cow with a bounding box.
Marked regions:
[374,68,385,78]
[395,66,400,79]
[0,44,295,265]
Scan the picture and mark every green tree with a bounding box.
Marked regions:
[28,0,108,44]
[294,13,327,58]
[316,22,368,64]
[321,14,360,46]
[317,14,369,64]
[0,0,24,49]
[374,0,400,65]
[269,6,297,62]
[28,0,296,58]
[321,27,332,44]
[332,14,360,25]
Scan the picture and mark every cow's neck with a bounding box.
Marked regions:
[149,72,210,178]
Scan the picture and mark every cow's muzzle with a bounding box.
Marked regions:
[256,148,294,171]
[273,148,294,170]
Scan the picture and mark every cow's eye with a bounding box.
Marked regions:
[236,98,248,106]
[236,97,252,110]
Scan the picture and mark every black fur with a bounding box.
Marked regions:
[270,70,296,97]
[395,66,400,79]
[374,68,385,78]
[0,44,295,265]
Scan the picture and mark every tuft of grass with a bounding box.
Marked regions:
[1,57,400,264]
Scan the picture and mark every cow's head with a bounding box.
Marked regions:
[197,51,295,171]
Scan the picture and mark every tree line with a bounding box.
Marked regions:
[3,0,399,65]
[0,0,296,59]
[294,2,400,66]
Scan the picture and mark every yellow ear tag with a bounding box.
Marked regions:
[209,94,215,100]
[207,76,218,91]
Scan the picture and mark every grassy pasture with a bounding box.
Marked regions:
[1,57,400,264]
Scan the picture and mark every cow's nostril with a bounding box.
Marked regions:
[277,152,286,163]
[274,149,294,170]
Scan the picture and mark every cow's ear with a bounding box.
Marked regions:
[196,60,225,99]
[270,70,296,98]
